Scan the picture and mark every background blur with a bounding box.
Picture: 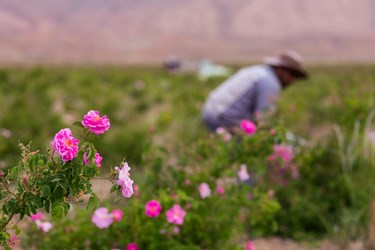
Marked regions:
[1,0,375,65]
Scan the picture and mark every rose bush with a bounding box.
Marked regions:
[0,110,133,249]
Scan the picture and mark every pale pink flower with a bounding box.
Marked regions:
[246,240,255,250]
[0,170,3,177]
[82,110,110,135]
[268,144,294,164]
[368,131,375,144]
[238,164,250,182]
[215,127,226,135]
[267,189,275,198]
[166,205,186,225]
[133,184,140,197]
[198,183,211,199]
[270,129,276,135]
[112,209,124,222]
[216,184,224,194]
[84,152,103,167]
[173,226,180,234]
[117,162,134,198]
[51,128,79,162]
[125,243,139,250]
[8,234,18,247]
[290,163,299,179]
[30,212,44,221]
[216,127,232,142]
[240,119,257,135]
[145,200,162,217]
[36,220,53,233]
[92,207,113,228]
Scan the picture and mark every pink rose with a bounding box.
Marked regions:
[82,110,110,135]
[51,128,79,162]
[216,184,224,194]
[145,200,162,217]
[84,152,103,167]
[8,234,18,247]
[92,207,113,228]
[240,119,257,135]
[112,209,124,222]
[246,240,255,250]
[30,212,44,221]
[117,162,134,198]
[198,183,211,199]
[166,205,186,225]
[125,243,139,250]
[268,144,294,164]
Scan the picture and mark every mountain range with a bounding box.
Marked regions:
[0,0,375,65]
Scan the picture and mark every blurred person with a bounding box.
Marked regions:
[163,55,181,74]
[202,50,308,132]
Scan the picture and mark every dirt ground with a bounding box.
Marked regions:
[251,238,364,250]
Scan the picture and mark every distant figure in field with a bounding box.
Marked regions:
[202,50,308,132]
[163,55,181,74]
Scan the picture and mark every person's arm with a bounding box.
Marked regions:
[252,80,280,120]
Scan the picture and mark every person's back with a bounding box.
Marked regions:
[203,64,280,131]
[202,50,308,132]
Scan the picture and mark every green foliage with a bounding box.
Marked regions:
[0,64,375,248]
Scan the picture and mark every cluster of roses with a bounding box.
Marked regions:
[51,110,110,162]
[215,119,298,179]
[30,212,53,233]
[51,110,134,197]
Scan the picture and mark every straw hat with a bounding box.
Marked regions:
[263,50,308,79]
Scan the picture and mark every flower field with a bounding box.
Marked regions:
[0,64,375,249]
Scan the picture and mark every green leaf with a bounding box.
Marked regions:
[19,210,25,220]
[44,200,50,213]
[54,186,64,199]
[34,197,43,209]
[86,193,99,211]
[51,202,68,218]
[72,121,84,129]
[9,166,19,180]
[83,166,95,178]
[29,204,36,215]
[110,184,119,193]
[40,185,51,198]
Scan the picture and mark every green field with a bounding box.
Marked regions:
[1,64,375,249]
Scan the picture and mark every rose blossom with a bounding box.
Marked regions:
[51,128,79,162]
[36,220,53,233]
[268,144,294,164]
[8,234,18,247]
[145,200,162,217]
[117,162,134,198]
[166,205,186,225]
[84,152,103,167]
[238,164,250,182]
[246,240,255,250]
[82,110,110,135]
[240,119,257,135]
[30,212,44,221]
[216,184,224,194]
[125,243,139,250]
[112,209,124,222]
[198,183,211,199]
[92,207,113,228]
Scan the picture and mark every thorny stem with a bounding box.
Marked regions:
[1,213,14,232]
